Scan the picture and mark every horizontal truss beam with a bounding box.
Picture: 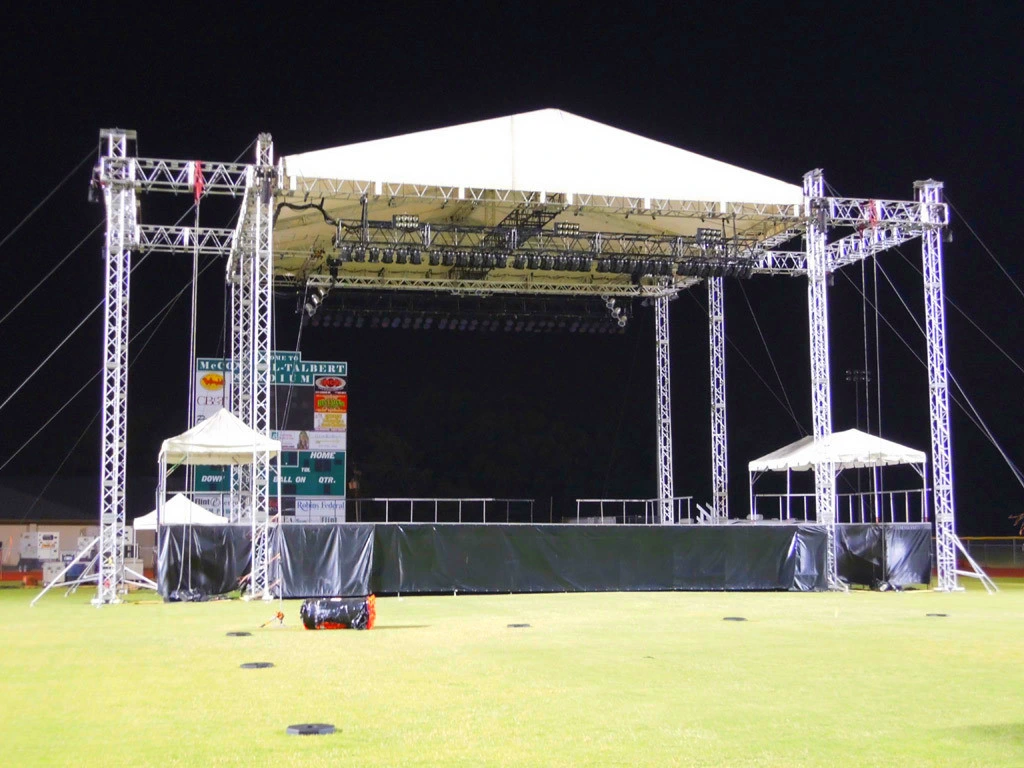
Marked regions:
[300,272,688,298]
[137,225,235,255]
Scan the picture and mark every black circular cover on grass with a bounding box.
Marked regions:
[287,723,336,736]
[926,613,949,617]
[240,662,274,669]
[722,617,747,622]
[507,623,531,628]
[226,631,251,637]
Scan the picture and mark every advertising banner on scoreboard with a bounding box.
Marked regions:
[192,352,348,522]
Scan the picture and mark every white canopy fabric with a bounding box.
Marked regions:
[748,429,927,473]
[159,408,281,466]
[283,109,802,207]
[135,493,227,530]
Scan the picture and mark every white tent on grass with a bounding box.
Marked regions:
[747,429,927,523]
[135,493,227,531]
[156,408,282,526]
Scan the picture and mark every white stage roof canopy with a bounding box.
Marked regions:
[748,429,927,473]
[159,408,281,466]
[283,108,802,207]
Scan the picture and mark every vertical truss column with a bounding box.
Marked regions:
[248,133,275,600]
[654,295,675,524]
[804,169,841,589]
[229,174,254,525]
[917,179,958,591]
[708,277,729,521]
[95,129,138,605]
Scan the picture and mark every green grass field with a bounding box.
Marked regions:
[2,581,1023,767]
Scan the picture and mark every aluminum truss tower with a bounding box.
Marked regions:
[228,135,276,600]
[94,129,138,605]
[654,295,675,524]
[803,170,841,590]
[917,180,958,591]
[708,277,728,521]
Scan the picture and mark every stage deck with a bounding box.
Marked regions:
[158,522,931,598]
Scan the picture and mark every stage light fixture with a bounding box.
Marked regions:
[528,254,541,270]
[443,251,456,267]
[352,247,366,262]
[410,249,422,265]
[395,248,408,265]
[514,254,528,269]
[554,221,581,236]
[429,251,441,266]
[393,213,420,230]
[382,249,394,264]
[368,247,381,263]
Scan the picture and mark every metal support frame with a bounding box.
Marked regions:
[226,134,278,600]
[708,277,728,521]
[91,126,969,599]
[803,170,841,590]
[917,179,958,591]
[94,129,138,605]
[654,294,675,524]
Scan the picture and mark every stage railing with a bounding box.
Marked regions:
[752,489,929,523]
[347,497,536,524]
[573,497,694,525]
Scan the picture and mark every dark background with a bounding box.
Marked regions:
[0,3,1020,532]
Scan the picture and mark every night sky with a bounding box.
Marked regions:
[0,4,1020,533]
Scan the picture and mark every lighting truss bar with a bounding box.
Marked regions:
[334,218,764,259]
[300,272,689,298]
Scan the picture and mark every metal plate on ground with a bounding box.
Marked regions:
[926,613,949,617]
[287,723,336,736]
[507,623,531,628]
[240,662,274,669]
[226,631,251,637]
[722,617,747,622]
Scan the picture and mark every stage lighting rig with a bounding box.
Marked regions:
[393,213,420,230]
[304,284,331,317]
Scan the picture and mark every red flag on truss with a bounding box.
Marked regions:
[193,161,204,204]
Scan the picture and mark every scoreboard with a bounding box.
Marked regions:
[191,352,348,522]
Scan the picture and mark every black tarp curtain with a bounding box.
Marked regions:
[158,523,931,598]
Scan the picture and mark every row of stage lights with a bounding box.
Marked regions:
[333,245,750,277]
[306,312,627,334]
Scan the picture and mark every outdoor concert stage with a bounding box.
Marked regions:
[158,522,931,598]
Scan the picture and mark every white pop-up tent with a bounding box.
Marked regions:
[747,429,927,522]
[135,493,227,531]
[156,408,282,527]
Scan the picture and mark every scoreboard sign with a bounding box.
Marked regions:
[192,352,348,522]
